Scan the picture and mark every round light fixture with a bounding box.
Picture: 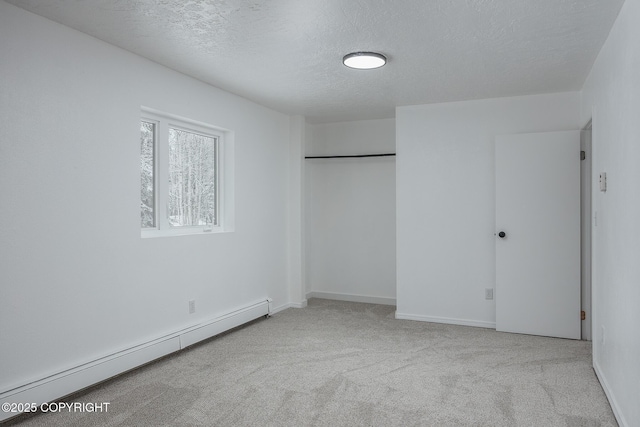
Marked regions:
[343,52,386,70]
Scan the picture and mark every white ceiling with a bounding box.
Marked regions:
[7,0,625,123]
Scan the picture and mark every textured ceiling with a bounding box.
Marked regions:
[7,0,625,123]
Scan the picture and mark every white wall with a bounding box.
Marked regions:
[396,92,581,327]
[580,0,640,424]
[0,1,291,396]
[305,119,396,304]
[287,116,307,307]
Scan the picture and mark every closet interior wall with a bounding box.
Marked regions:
[304,118,397,305]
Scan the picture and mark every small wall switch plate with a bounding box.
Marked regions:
[188,300,196,314]
[599,172,607,192]
[485,288,494,300]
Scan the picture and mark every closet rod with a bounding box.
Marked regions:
[305,153,396,159]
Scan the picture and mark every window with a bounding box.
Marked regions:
[140,108,230,237]
[167,127,217,227]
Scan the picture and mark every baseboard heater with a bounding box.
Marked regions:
[0,298,271,422]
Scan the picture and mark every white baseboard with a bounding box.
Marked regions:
[271,299,308,314]
[0,299,270,422]
[594,360,628,427]
[395,312,496,329]
[292,299,308,308]
[307,291,396,306]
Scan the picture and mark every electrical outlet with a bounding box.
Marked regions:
[188,300,196,314]
[485,288,494,300]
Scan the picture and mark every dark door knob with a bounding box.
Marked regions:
[498,231,506,238]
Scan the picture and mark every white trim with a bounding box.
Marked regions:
[594,361,628,427]
[140,107,230,134]
[0,300,269,422]
[141,226,225,238]
[291,299,308,308]
[270,303,292,314]
[270,299,308,315]
[307,291,396,306]
[395,312,496,329]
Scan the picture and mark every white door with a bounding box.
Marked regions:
[495,131,580,339]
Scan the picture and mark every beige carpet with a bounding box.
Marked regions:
[8,299,616,426]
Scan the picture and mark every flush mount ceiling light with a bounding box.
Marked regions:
[343,52,386,70]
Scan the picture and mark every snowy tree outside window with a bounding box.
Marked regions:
[168,128,217,227]
[140,121,155,228]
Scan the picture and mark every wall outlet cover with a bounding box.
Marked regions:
[485,288,494,300]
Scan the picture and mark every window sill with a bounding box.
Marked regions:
[141,227,229,238]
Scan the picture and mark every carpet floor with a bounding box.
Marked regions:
[8,298,616,426]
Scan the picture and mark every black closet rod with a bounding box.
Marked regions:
[305,153,396,159]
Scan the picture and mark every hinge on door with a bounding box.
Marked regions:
[581,310,586,321]
[580,151,586,160]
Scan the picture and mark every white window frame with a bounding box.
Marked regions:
[141,107,232,238]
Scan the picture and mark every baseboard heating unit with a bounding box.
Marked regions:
[0,299,271,422]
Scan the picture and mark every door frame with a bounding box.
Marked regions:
[581,120,593,341]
